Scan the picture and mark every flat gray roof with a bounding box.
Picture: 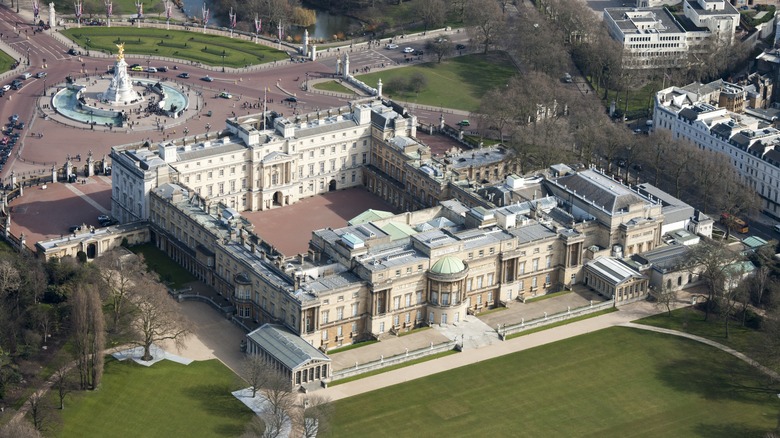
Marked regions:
[247,324,330,370]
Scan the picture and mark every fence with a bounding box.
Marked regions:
[172,288,235,315]
[329,339,457,383]
[496,299,616,339]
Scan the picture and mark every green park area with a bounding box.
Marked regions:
[52,0,162,16]
[56,358,253,437]
[61,27,289,68]
[129,243,196,289]
[313,80,355,94]
[0,50,16,73]
[348,53,517,112]
[330,327,779,437]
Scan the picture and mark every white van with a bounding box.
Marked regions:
[20,73,32,80]
[774,224,780,233]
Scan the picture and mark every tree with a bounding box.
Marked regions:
[650,284,678,316]
[0,418,42,438]
[426,39,453,63]
[71,283,105,390]
[53,365,73,410]
[296,394,334,438]
[129,276,189,361]
[27,392,47,432]
[687,240,744,325]
[465,0,505,54]
[243,355,270,398]
[31,303,54,345]
[262,371,296,438]
[94,250,146,333]
[409,72,427,94]
[416,0,446,31]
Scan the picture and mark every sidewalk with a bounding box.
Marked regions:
[319,297,686,401]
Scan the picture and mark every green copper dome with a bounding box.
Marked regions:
[430,256,466,275]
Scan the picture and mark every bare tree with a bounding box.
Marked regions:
[262,371,296,438]
[243,355,270,398]
[27,393,47,432]
[94,250,146,333]
[416,0,446,31]
[53,365,73,410]
[240,416,266,438]
[465,0,505,54]
[650,284,678,316]
[425,39,453,63]
[687,240,744,324]
[32,303,54,345]
[71,283,105,390]
[0,418,42,438]
[129,277,189,361]
[297,394,334,438]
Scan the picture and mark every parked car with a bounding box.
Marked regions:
[131,65,144,71]
[67,48,79,55]
[219,92,232,99]
[9,114,18,122]
[68,225,82,233]
[1,85,9,92]
[283,96,297,103]
[15,122,25,130]
[457,120,470,127]
[402,47,415,53]
[456,44,466,50]
[177,72,190,79]
[35,71,47,78]
[97,214,110,222]
[146,67,157,73]
[19,73,32,80]
[157,66,169,72]
[386,44,399,49]
[563,73,573,83]
[413,50,424,56]
[201,75,214,82]
[774,224,780,233]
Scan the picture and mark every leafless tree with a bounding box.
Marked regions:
[465,0,505,54]
[94,250,146,333]
[0,418,42,438]
[687,240,744,325]
[426,39,453,63]
[129,276,189,361]
[296,394,334,438]
[416,0,446,31]
[243,355,270,398]
[650,284,678,316]
[72,283,105,390]
[27,392,47,432]
[262,371,296,438]
[240,416,266,438]
[53,365,73,410]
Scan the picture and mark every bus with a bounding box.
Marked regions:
[720,213,749,234]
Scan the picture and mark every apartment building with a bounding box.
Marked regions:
[653,80,780,217]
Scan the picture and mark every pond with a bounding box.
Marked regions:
[178,1,361,41]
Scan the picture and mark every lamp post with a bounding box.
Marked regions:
[183,126,189,145]
[221,50,226,73]
[43,79,46,96]
[305,72,309,91]
[26,47,30,66]
[146,56,151,78]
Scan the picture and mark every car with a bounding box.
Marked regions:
[100,219,118,227]
[774,224,780,233]
[19,73,31,80]
[1,85,9,92]
[457,120,470,127]
[146,67,157,73]
[131,65,144,71]
[129,63,141,68]
[413,50,424,56]
[435,37,448,43]
[15,122,24,130]
[177,72,190,78]
[456,44,466,50]
[97,214,110,222]
[201,76,213,82]
[386,44,399,49]
[68,225,82,233]
[9,115,18,122]
[402,47,415,53]
[35,71,47,78]
[283,96,297,103]
[67,48,79,55]
[563,73,572,83]
[157,66,168,72]
[219,92,232,99]
[632,163,643,171]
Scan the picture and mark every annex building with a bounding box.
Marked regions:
[604,0,739,69]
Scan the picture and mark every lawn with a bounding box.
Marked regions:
[56,358,253,437]
[329,328,780,437]
[312,80,355,94]
[51,0,162,14]
[589,78,661,120]
[0,49,15,73]
[61,27,289,68]
[354,53,518,112]
[129,242,196,288]
[636,306,762,356]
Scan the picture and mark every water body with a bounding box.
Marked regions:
[177,1,360,41]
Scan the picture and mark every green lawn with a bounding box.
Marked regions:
[636,306,761,356]
[329,328,779,437]
[51,0,162,14]
[313,80,355,94]
[0,49,15,73]
[590,79,661,120]
[330,350,459,387]
[61,27,288,68]
[354,53,517,112]
[56,358,253,437]
[129,243,196,288]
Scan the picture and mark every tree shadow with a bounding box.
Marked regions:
[182,383,246,417]
[693,422,774,438]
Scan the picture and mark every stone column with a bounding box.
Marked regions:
[342,53,350,79]
[51,164,57,183]
[335,58,341,76]
[310,45,317,61]
[377,78,383,98]
[439,113,445,130]
[87,152,95,177]
[19,233,25,252]
[4,215,10,239]
[302,29,309,57]
[10,171,16,188]
[49,2,56,27]
[65,159,73,181]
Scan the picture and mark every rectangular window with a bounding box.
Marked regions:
[336,307,344,320]
[393,314,399,327]
[416,290,423,304]
[467,278,473,291]
[545,274,551,285]
[337,326,343,337]
[352,302,359,317]
[487,291,493,302]
[322,330,328,341]
[322,310,329,324]
[405,294,411,307]
[546,255,552,268]
[477,276,483,289]
[532,259,539,272]
[351,322,357,334]
[405,312,411,323]
[519,262,526,275]
[487,273,494,286]
[393,296,401,310]
[379,322,385,333]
